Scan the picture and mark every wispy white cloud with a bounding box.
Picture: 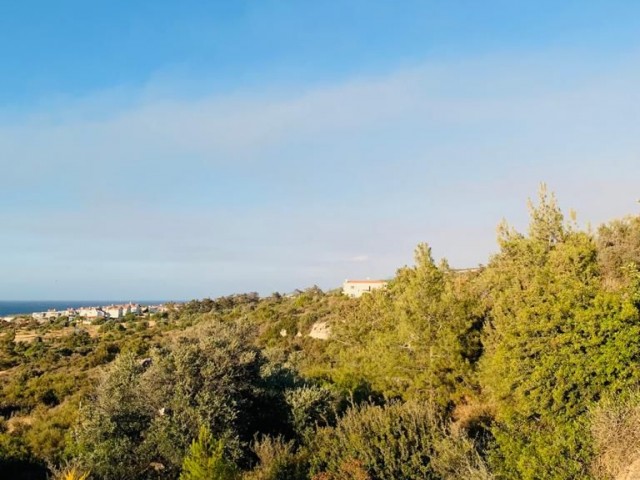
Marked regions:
[2,49,640,298]
[3,50,640,180]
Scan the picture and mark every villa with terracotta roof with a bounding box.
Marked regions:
[342,279,388,298]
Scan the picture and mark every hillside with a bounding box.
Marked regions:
[2,188,640,479]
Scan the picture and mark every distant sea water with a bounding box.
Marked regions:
[0,301,171,317]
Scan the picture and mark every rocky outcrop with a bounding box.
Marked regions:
[308,321,330,340]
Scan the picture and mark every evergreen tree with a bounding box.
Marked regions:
[179,426,238,480]
[330,243,482,407]
[480,187,640,479]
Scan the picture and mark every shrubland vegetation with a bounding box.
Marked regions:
[3,186,640,479]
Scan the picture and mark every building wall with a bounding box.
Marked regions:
[78,308,106,319]
[105,307,123,319]
[342,280,387,298]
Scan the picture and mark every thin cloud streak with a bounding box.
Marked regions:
[1,50,640,298]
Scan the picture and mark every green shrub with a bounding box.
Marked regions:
[309,401,437,480]
[285,385,337,438]
[244,436,308,480]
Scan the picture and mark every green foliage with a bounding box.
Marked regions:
[597,215,640,288]
[142,321,267,466]
[0,330,19,369]
[0,418,48,480]
[245,436,308,480]
[488,419,591,480]
[71,352,155,480]
[329,243,482,407]
[311,459,371,480]
[70,321,277,478]
[309,401,438,480]
[25,401,78,464]
[480,188,640,479]
[179,426,239,480]
[285,385,337,437]
[89,342,120,367]
[429,425,493,480]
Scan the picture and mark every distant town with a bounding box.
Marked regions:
[0,279,393,324]
[1,302,179,323]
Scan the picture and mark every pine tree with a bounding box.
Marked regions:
[480,187,640,479]
[330,243,482,407]
[179,426,239,480]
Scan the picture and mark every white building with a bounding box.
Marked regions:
[33,310,60,321]
[77,307,107,319]
[105,306,123,319]
[32,312,49,321]
[123,303,141,316]
[32,309,76,322]
[342,279,388,298]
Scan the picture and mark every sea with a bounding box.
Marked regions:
[0,301,170,317]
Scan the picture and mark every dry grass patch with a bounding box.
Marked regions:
[591,393,640,480]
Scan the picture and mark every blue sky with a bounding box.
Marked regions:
[2,1,640,300]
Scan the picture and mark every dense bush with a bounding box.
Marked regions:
[245,436,308,480]
[309,401,438,479]
[70,321,269,479]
